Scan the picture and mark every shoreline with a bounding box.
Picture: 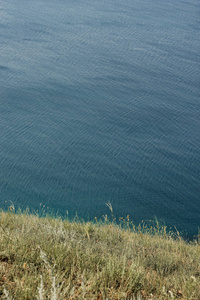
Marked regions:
[0,210,199,299]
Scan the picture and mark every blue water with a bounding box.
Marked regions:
[0,0,200,237]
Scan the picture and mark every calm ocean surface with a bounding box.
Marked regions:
[0,0,200,237]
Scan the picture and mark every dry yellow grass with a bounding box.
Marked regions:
[0,210,199,299]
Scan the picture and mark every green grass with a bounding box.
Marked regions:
[0,209,199,299]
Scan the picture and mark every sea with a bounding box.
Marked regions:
[0,0,200,238]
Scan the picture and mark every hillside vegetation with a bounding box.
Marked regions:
[0,209,199,299]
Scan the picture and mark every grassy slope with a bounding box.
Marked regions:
[0,211,199,299]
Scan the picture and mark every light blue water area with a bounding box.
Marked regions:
[0,0,200,237]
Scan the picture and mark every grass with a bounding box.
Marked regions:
[0,208,199,299]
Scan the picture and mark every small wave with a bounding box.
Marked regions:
[0,65,9,71]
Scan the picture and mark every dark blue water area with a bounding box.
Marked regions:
[0,0,200,237]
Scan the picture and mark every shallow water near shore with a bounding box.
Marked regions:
[0,0,200,237]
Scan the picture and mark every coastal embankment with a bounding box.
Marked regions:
[0,210,199,299]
